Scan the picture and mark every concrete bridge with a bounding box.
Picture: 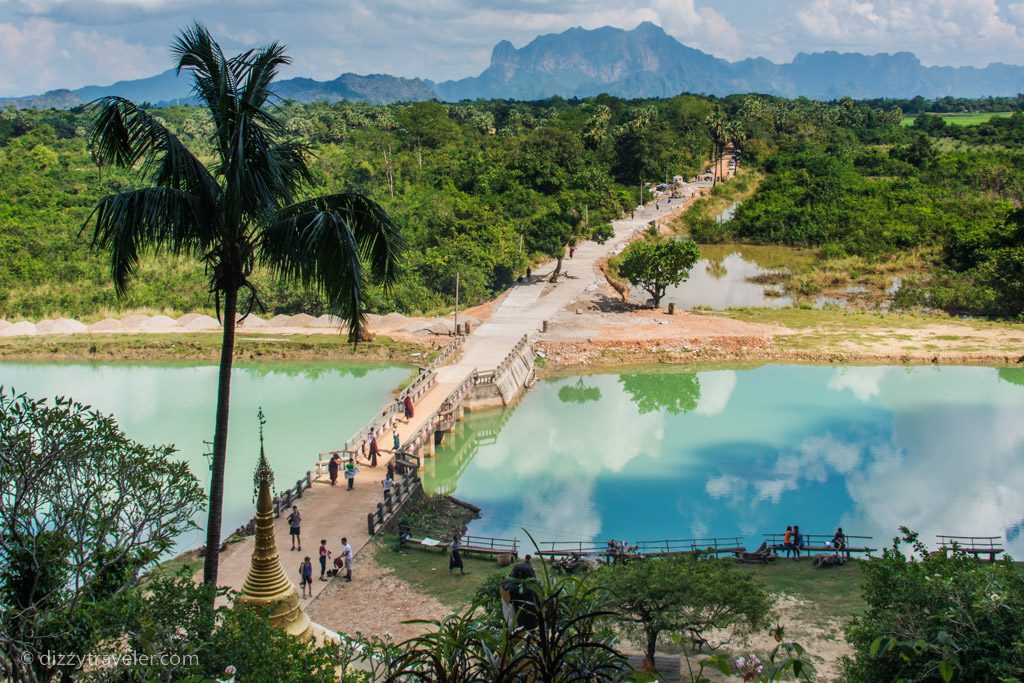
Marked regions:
[211,158,736,605]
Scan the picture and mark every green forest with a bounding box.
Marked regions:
[2,92,1023,320]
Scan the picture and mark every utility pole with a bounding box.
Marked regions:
[454,272,460,335]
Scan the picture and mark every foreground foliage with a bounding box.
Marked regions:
[599,554,771,674]
[0,389,205,683]
[844,529,1024,682]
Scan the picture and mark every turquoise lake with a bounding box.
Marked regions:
[0,361,411,550]
[422,365,1024,557]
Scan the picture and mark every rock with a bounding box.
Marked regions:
[426,320,453,335]
[364,313,385,329]
[50,318,88,335]
[182,314,221,331]
[34,319,56,335]
[139,315,178,331]
[0,321,36,336]
[88,318,125,332]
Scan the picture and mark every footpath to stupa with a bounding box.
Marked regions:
[212,162,734,606]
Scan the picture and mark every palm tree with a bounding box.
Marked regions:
[86,24,403,594]
[705,113,728,187]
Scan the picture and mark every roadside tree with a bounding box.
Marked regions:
[616,238,700,308]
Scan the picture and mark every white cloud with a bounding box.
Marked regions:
[0,17,159,94]
[694,370,737,417]
[828,367,888,402]
[788,0,1024,65]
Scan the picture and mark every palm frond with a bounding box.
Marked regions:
[88,97,220,203]
[262,193,404,340]
[89,188,213,295]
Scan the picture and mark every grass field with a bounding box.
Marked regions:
[900,111,1014,127]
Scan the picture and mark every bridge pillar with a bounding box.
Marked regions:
[424,434,435,457]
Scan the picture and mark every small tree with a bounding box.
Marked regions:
[599,556,770,675]
[0,388,205,682]
[617,238,700,308]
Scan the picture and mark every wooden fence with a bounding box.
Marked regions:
[367,474,423,535]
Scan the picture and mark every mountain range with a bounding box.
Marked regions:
[3,22,1023,109]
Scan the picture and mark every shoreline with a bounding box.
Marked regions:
[0,326,1019,369]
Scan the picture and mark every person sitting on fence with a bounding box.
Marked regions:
[831,527,847,554]
[328,453,341,486]
[344,458,358,491]
[382,475,394,494]
[783,525,794,558]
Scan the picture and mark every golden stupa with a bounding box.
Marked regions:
[235,411,312,640]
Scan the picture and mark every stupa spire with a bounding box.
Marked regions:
[235,408,312,639]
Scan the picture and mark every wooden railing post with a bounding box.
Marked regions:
[367,513,375,535]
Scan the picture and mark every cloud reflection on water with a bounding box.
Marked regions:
[429,366,1024,557]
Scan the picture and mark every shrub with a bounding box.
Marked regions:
[843,529,1024,682]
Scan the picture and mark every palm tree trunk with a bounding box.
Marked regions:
[202,286,238,594]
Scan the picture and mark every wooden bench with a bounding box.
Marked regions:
[398,526,518,559]
[764,533,875,558]
[635,537,746,557]
[937,535,1004,562]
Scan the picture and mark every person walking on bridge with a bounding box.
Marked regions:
[368,429,379,467]
[344,457,359,491]
[328,453,341,486]
[393,427,401,452]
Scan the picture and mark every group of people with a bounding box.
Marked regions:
[296,535,354,598]
[288,506,354,597]
[326,431,401,492]
[781,525,847,559]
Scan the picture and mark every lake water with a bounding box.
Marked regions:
[0,361,410,550]
[649,245,813,310]
[422,365,1024,557]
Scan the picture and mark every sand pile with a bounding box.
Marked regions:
[181,314,220,331]
[89,318,125,332]
[0,321,36,336]
[51,318,88,334]
[139,315,178,331]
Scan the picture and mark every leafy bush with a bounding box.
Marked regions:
[844,529,1024,682]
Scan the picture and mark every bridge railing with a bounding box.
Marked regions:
[401,369,477,455]
[367,474,423,535]
[475,334,529,386]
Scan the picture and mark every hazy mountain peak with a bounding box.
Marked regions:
[4,22,1024,109]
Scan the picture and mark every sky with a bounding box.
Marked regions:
[3,0,1024,96]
